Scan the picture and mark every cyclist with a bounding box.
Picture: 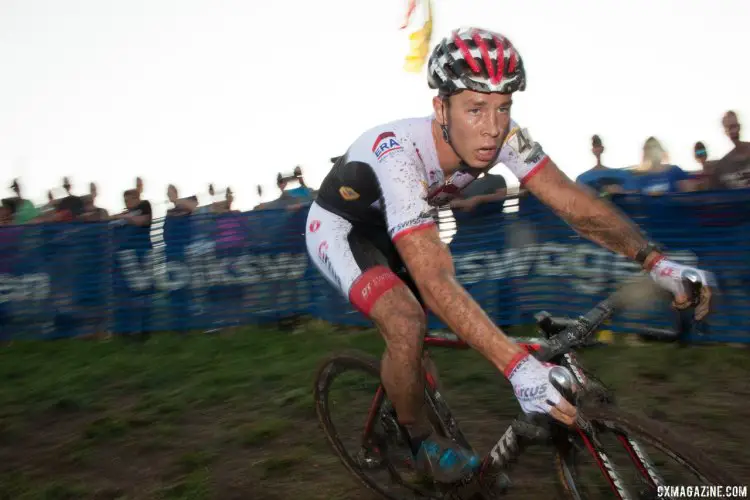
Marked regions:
[305,27,713,484]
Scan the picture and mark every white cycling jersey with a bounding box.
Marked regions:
[314,115,550,241]
[307,115,550,314]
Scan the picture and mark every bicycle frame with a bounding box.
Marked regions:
[359,328,666,500]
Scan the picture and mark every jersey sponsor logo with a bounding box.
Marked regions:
[317,241,342,289]
[308,220,321,233]
[372,131,403,161]
[389,214,434,238]
[318,241,329,260]
[659,266,675,277]
[506,127,546,166]
[515,384,547,401]
[339,186,360,201]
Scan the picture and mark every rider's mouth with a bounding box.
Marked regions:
[476,147,498,161]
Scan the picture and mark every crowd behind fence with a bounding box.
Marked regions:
[1,189,749,344]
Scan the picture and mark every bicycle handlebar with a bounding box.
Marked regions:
[479,272,706,492]
[538,272,704,362]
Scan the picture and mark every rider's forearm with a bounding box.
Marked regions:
[561,190,647,260]
[527,161,649,262]
[418,272,525,372]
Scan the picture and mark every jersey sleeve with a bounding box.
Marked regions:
[366,131,435,242]
[497,120,550,184]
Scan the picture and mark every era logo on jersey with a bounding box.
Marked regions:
[339,186,360,201]
[372,131,403,161]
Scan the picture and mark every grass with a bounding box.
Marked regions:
[0,320,748,499]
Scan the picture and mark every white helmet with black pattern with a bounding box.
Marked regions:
[428,27,526,96]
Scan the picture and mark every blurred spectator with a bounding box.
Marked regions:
[683,142,715,192]
[631,137,690,195]
[576,135,635,195]
[112,188,152,340]
[290,166,315,198]
[211,186,238,214]
[62,176,72,196]
[0,199,14,225]
[694,141,712,172]
[711,111,750,189]
[80,183,109,221]
[31,190,58,222]
[7,179,39,224]
[450,172,507,213]
[55,177,85,222]
[166,184,199,216]
[258,173,307,210]
[112,189,152,229]
[253,185,265,210]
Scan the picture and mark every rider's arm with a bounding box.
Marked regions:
[367,131,526,373]
[523,160,662,268]
[393,227,526,372]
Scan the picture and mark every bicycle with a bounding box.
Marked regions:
[313,274,738,499]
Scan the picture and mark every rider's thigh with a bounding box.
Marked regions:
[305,202,426,343]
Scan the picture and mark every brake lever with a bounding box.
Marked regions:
[681,269,703,307]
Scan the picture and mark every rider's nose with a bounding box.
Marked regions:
[483,113,501,138]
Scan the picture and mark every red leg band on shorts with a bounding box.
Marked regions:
[349,266,402,316]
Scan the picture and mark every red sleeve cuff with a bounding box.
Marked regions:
[520,156,550,185]
[391,221,435,243]
[503,351,529,378]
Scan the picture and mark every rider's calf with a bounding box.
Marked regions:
[370,284,428,428]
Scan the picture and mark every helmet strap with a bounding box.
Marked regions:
[440,97,470,167]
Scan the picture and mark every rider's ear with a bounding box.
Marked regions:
[433,96,448,126]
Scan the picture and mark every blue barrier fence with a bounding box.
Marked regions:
[1,190,749,342]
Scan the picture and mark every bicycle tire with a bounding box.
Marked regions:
[314,350,469,500]
[554,405,738,500]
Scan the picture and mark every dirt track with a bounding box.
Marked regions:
[0,326,748,499]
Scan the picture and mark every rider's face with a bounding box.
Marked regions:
[435,91,513,169]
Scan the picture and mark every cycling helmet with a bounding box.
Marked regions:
[428,27,526,96]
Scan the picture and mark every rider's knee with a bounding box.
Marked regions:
[371,286,426,351]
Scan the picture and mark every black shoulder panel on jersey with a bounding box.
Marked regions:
[315,156,386,226]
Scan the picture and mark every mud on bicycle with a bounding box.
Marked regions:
[313,273,739,499]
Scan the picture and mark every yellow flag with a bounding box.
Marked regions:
[401,0,433,73]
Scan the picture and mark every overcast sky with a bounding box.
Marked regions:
[1,0,748,216]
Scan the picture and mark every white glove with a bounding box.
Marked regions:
[648,258,714,299]
[505,352,569,416]
[648,257,715,319]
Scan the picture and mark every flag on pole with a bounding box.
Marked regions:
[401,0,433,73]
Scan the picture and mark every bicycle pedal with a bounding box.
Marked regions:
[355,446,386,470]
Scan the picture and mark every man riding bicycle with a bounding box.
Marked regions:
[305,27,713,484]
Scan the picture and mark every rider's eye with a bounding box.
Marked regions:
[468,108,480,115]
[499,106,511,114]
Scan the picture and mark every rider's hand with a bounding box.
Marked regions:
[648,257,715,321]
[504,352,577,427]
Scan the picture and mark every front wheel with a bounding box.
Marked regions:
[313,350,475,500]
[554,405,738,500]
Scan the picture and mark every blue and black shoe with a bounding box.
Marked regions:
[413,433,481,484]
